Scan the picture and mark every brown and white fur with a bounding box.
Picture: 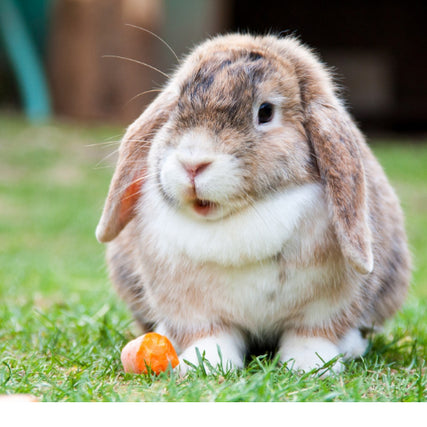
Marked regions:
[96,34,411,374]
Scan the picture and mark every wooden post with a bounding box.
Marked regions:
[49,0,165,123]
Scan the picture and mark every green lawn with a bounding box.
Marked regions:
[0,114,426,401]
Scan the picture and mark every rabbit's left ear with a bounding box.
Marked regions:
[96,89,177,243]
[304,100,374,274]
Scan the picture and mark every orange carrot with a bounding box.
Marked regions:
[121,332,179,374]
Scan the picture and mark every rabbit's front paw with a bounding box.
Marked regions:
[279,333,344,375]
[176,331,244,376]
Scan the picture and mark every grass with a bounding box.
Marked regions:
[0,113,426,402]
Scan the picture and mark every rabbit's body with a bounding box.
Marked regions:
[98,34,411,373]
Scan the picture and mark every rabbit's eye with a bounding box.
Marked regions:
[257,102,274,124]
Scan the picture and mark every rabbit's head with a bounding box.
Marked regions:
[96,34,373,274]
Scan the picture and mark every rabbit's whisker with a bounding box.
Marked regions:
[102,55,169,79]
[126,89,163,106]
[125,24,179,63]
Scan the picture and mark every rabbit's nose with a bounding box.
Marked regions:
[181,160,212,183]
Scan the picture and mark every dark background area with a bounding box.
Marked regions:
[1,0,426,135]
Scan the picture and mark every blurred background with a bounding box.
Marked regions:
[1,0,426,134]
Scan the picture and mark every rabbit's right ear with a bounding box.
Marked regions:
[96,90,177,243]
[303,100,373,274]
[280,38,374,274]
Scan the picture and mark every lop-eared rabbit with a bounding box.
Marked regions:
[96,34,411,374]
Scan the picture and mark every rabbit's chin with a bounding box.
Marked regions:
[177,197,252,222]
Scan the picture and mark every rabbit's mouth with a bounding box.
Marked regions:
[193,199,218,216]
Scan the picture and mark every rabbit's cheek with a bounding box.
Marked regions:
[160,154,194,202]
[192,158,242,203]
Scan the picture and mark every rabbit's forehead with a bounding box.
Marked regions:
[180,51,281,104]
[174,50,294,129]
[171,49,298,129]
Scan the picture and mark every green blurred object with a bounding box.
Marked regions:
[14,0,53,55]
[0,0,52,122]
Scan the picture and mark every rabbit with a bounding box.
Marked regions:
[96,34,411,375]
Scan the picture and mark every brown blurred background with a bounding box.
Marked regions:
[1,0,426,134]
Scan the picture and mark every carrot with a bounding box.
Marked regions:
[121,332,179,374]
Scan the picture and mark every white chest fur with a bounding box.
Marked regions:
[140,181,327,266]
[138,181,335,332]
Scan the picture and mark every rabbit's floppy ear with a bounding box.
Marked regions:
[282,38,373,274]
[304,99,374,274]
[96,90,177,243]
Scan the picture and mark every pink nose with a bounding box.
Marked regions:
[182,161,211,182]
